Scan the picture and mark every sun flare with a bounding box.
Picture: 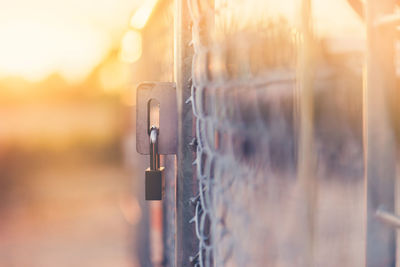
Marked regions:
[0,0,138,83]
[0,19,111,82]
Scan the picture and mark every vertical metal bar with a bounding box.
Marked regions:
[174,0,196,265]
[162,1,178,265]
[396,163,400,266]
[365,0,397,266]
[163,154,176,266]
[297,0,316,265]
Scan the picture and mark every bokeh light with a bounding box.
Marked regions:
[130,0,159,30]
[119,30,142,63]
[0,0,139,83]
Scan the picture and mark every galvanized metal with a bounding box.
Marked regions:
[150,127,160,170]
[365,0,397,265]
[376,208,400,229]
[131,0,176,265]
[297,0,317,265]
[174,0,197,265]
[136,82,178,155]
[162,154,176,266]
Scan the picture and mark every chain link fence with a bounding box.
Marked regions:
[187,0,365,266]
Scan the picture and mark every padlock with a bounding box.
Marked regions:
[145,127,164,200]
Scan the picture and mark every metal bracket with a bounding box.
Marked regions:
[376,207,400,229]
[136,82,177,155]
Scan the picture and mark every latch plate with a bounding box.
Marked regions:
[136,82,177,155]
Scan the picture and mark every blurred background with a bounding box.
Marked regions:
[0,0,381,266]
[0,0,150,266]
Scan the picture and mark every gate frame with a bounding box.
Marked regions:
[174,0,197,265]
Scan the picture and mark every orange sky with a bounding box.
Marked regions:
[0,0,140,83]
[0,0,363,83]
[216,0,363,37]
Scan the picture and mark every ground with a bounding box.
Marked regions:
[0,153,138,267]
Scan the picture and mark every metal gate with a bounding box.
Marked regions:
[132,0,400,266]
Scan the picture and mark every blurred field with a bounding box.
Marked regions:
[0,0,147,265]
[0,98,139,267]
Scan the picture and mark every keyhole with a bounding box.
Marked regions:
[148,98,160,133]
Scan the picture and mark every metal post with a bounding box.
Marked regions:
[162,154,176,266]
[297,0,316,265]
[365,0,397,266]
[174,0,196,265]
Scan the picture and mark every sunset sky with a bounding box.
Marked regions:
[216,0,363,37]
[0,0,140,83]
[0,0,363,83]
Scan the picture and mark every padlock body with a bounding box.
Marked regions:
[145,167,164,200]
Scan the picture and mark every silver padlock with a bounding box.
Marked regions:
[137,82,176,200]
[145,127,164,200]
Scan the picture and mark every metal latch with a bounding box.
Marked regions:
[136,82,177,155]
[136,82,177,200]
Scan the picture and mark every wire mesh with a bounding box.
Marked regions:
[188,1,301,266]
[187,0,365,266]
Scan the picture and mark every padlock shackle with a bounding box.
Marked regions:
[149,127,160,170]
